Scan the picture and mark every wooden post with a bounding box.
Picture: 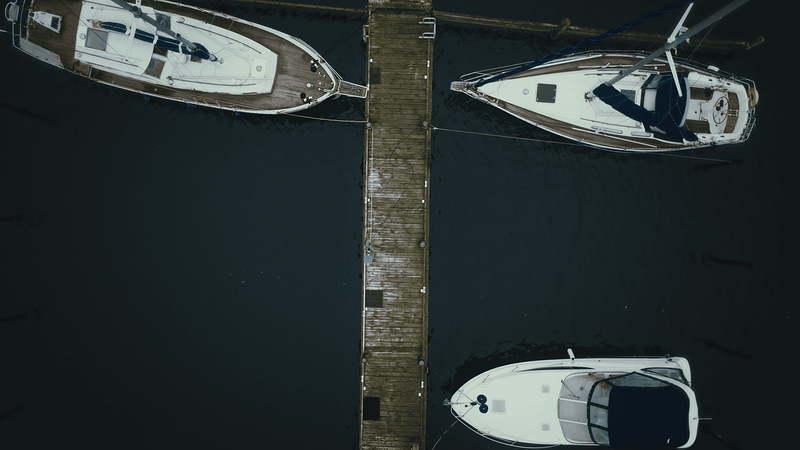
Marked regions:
[721,35,764,61]
[740,36,764,52]
[549,18,570,40]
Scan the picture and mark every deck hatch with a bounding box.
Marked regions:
[536,83,556,103]
[85,29,109,51]
[492,399,506,413]
[370,66,382,84]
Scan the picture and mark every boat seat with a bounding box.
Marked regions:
[685,119,711,134]
[690,87,713,101]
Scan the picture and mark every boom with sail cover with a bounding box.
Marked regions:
[107,0,216,60]
[98,21,213,60]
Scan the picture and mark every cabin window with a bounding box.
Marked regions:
[85,29,109,51]
[644,368,688,385]
[536,84,557,103]
[621,89,636,103]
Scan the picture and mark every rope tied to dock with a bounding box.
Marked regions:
[284,112,367,123]
[432,125,734,162]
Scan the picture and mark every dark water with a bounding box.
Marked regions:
[1,1,793,449]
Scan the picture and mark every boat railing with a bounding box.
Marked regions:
[740,114,756,142]
[459,60,540,83]
[4,0,27,48]
[291,34,344,81]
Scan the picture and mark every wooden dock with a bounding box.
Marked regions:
[359,1,433,450]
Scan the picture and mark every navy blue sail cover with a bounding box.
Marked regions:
[607,385,690,450]
[592,73,697,142]
[101,22,212,60]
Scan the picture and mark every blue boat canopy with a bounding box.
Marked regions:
[592,73,697,142]
[588,373,691,450]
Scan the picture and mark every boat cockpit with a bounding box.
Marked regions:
[558,372,691,449]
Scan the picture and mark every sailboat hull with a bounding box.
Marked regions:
[6,0,366,114]
[452,51,757,152]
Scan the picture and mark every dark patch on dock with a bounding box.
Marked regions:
[365,289,383,307]
[369,66,382,84]
[363,397,381,420]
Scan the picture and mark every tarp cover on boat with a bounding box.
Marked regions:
[593,73,697,142]
[606,381,690,449]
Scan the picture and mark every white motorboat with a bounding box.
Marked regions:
[446,349,699,449]
[4,0,367,114]
[450,0,758,152]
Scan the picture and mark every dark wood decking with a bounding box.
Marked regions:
[360,1,432,450]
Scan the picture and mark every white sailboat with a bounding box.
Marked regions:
[451,0,758,152]
[4,0,367,114]
[446,349,699,449]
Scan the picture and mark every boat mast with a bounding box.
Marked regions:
[108,0,217,61]
[598,0,750,91]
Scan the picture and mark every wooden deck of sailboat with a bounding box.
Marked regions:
[22,0,343,113]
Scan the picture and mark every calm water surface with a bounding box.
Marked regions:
[1,1,793,449]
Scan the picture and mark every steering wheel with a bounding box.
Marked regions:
[712,96,728,125]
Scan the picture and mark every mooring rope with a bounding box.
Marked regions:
[284,112,367,123]
[432,125,566,145]
[430,419,459,450]
[432,125,733,162]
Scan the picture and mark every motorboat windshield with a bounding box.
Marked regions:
[588,373,690,449]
